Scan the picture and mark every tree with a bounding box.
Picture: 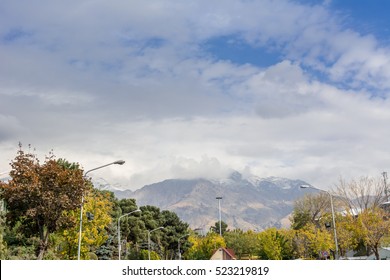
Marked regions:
[160,210,189,260]
[294,223,333,259]
[118,199,145,246]
[0,146,87,259]
[354,208,390,260]
[335,176,387,214]
[224,229,258,259]
[184,232,226,260]
[257,228,294,260]
[59,189,113,260]
[290,193,331,230]
[135,205,190,260]
[334,176,390,259]
[329,214,357,258]
[0,212,8,259]
[210,220,228,235]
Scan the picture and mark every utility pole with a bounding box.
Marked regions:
[383,172,388,201]
[216,197,222,236]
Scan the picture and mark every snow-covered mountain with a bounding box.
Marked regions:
[105,172,317,231]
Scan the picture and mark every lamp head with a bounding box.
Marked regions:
[114,160,125,165]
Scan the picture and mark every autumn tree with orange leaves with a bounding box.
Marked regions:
[0,145,88,259]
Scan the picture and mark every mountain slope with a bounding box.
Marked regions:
[111,173,315,231]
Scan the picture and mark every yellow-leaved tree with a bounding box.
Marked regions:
[184,232,226,260]
[295,223,334,259]
[59,189,113,260]
[354,208,390,260]
[257,228,295,260]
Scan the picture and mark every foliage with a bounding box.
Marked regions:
[2,221,40,260]
[95,224,117,260]
[59,189,113,260]
[354,208,390,260]
[290,193,331,230]
[257,228,294,260]
[184,232,226,260]
[335,176,387,213]
[133,249,160,260]
[0,212,8,259]
[160,210,190,260]
[332,214,359,257]
[334,176,390,259]
[116,203,190,260]
[0,146,87,259]
[210,220,228,235]
[224,229,258,259]
[294,223,333,259]
[118,199,145,245]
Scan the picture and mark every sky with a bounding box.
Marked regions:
[2,0,390,191]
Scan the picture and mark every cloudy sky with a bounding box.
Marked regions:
[1,0,390,190]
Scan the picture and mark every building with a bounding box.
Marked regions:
[210,248,237,260]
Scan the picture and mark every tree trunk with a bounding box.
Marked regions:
[37,229,49,260]
[374,248,380,260]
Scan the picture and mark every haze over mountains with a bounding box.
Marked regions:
[95,172,316,231]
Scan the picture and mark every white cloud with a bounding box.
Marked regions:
[1,0,390,191]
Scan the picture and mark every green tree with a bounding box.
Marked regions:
[132,205,190,260]
[117,198,145,259]
[118,199,145,245]
[0,212,8,259]
[224,229,258,259]
[0,146,87,259]
[210,220,228,235]
[160,210,189,260]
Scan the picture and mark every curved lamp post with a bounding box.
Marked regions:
[178,233,189,260]
[148,227,164,260]
[77,160,125,260]
[300,185,339,259]
[118,209,141,260]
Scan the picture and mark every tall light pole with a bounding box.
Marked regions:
[383,172,388,201]
[300,185,339,259]
[77,160,125,260]
[148,227,164,260]
[216,197,222,236]
[177,234,189,260]
[118,209,141,260]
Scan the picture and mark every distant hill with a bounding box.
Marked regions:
[95,172,316,231]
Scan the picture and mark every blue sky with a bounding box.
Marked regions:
[1,0,390,190]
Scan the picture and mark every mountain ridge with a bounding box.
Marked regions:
[94,172,316,231]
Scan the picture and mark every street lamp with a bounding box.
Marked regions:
[216,197,222,236]
[77,160,125,260]
[300,185,339,259]
[178,234,189,260]
[148,227,164,260]
[118,209,141,260]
